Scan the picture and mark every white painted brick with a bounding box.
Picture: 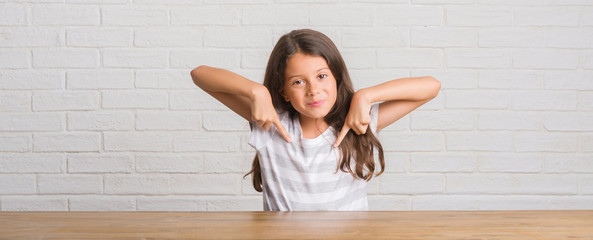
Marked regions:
[383,153,408,173]
[447,7,512,26]
[478,70,543,89]
[342,27,408,48]
[241,50,270,70]
[447,174,578,194]
[377,49,442,69]
[206,196,262,211]
[445,90,510,109]
[203,111,248,131]
[170,50,240,69]
[68,153,134,173]
[411,153,475,173]
[412,70,477,89]
[33,5,99,26]
[477,196,548,210]
[104,132,171,152]
[134,0,203,3]
[545,112,593,131]
[171,7,239,26]
[242,175,260,196]
[380,173,444,194]
[204,153,249,173]
[0,27,63,47]
[310,5,373,26]
[513,50,579,70]
[33,49,99,69]
[38,174,102,194]
[411,110,475,130]
[174,133,241,152]
[137,196,207,211]
[136,154,202,173]
[136,70,196,89]
[67,28,131,47]
[0,50,29,69]
[0,70,63,90]
[0,92,29,112]
[583,51,593,70]
[546,29,593,49]
[511,91,577,111]
[584,10,593,26]
[170,174,239,194]
[368,196,410,211]
[477,153,542,173]
[104,174,170,194]
[349,69,410,90]
[0,175,36,194]
[546,0,593,5]
[68,111,133,131]
[446,49,510,69]
[34,132,101,152]
[69,196,136,211]
[103,49,168,68]
[242,6,308,25]
[134,28,202,47]
[412,195,478,210]
[514,133,577,152]
[67,70,134,89]
[137,111,202,130]
[545,71,593,90]
[0,4,27,26]
[515,8,579,26]
[1,196,68,211]
[341,49,376,69]
[376,6,443,26]
[204,27,272,48]
[33,90,99,111]
[411,27,476,47]
[0,154,64,173]
[477,0,544,5]
[581,92,593,111]
[479,28,546,48]
[378,114,410,132]
[67,0,128,3]
[0,113,63,132]
[102,7,168,26]
[581,176,593,194]
[478,111,541,130]
[447,132,513,151]
[413,0,472,4]
[102,90,168,109]
[544,154,593,173]
[379,132,443,152]
[0,135,30,152]
[548,196,593,210]
[581,134,593,152]
[169,90,227,111]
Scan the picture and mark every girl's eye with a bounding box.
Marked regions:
[318,74,327,79]
[292,80,304,85]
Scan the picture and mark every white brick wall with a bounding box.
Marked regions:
[1,1,592,211]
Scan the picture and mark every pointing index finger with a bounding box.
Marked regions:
[333,125,350,148]
[274,120,292,143]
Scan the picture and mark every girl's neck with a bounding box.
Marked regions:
[299,115,329,139]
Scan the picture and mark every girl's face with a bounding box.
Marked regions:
[281,52,337,122]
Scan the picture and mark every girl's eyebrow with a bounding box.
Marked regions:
[287,67,330,80]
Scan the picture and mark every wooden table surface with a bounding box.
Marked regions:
[1,210,592,239]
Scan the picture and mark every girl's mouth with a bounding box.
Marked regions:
[307,100,324,107]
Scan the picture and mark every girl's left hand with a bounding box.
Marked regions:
[333,90,372,148]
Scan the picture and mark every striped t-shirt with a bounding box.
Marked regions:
[248,104,379,211]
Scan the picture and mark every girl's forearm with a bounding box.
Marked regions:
[356,76,441,103]
[190,65,266,100]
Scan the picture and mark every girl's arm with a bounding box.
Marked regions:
[334,76,440,147]
[191,66,292,142]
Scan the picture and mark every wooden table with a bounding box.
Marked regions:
[1,211,592,239]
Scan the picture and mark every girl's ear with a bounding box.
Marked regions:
[280,89,290,102]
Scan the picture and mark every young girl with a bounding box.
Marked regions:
[191,29,440,211]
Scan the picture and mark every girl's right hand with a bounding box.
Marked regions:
[250,86,292,143]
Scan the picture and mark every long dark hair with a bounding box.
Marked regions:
[245,29,385,192]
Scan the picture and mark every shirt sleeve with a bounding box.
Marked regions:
[369,103,380,134]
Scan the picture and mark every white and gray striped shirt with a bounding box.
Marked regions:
[249,104,379,211]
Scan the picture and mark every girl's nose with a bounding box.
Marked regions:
[307,81,320,96]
